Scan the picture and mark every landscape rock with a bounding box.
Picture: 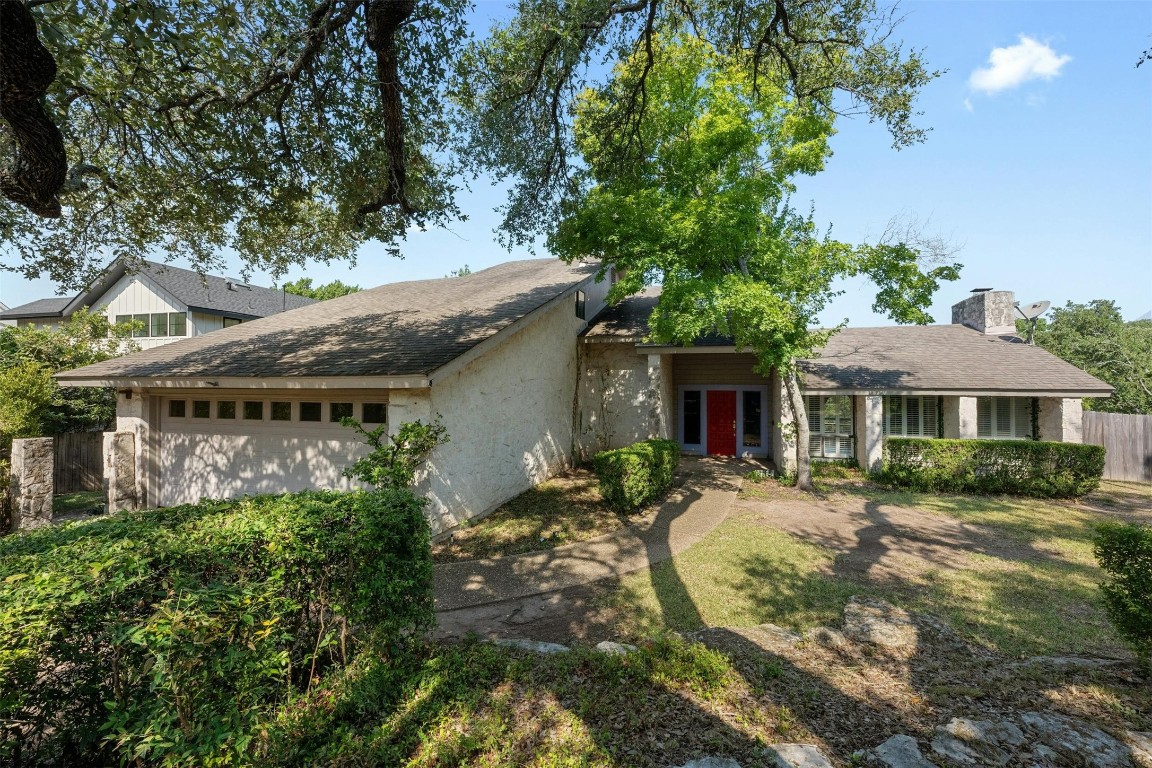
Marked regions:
[930,717,1024,766]
[1023,744,1062,766]
[874,734,938,768]
[492,638,570,654]
[1012,655,1126,670]
[1127,731,1152,767]
[764,743,833,768]
[1021,712,1134,768]
[842,596,918,652]
[595,640,638,655]
[805,627,852,651]
[672,759,741,768]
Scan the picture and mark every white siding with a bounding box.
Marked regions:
[191,311,225,335]
[100,273,188,349]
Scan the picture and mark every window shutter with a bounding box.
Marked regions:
[906,397,921,436]
[838,435,854,458]
[809,434,824,457]
[887,396,904,437]
[923,396,939,437]
[807,396,822,434]
[977,397,992,438]
[1013,397,1031,439]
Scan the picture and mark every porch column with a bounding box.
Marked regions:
[770,371,797,474]
[1037,398,1083,443]
[646,354,673,440]
[861,395,884,473]
[114,388,157,510]
[942,396,978,439]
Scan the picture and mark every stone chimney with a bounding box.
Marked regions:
[952,289,1017,335]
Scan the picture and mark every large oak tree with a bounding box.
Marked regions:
[1,0,934,288]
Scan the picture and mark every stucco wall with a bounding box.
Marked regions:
[1037,397,1084,443]
[575,341,658,460]
[941,396,978,439]
[425,295,586,534]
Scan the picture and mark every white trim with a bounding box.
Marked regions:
[677,384,769,458]
[58,375,430,389]
[802,388,1107,398]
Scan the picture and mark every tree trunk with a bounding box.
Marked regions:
[783,368,813,491]
[0,2,68,218]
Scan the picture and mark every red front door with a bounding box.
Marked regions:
[706,390,737,456]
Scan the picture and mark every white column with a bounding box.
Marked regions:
[942,396,978,439]
[115,388,154,509]
[862,395,884,473]
[770,371,797,474]
[1037,398,1084,443]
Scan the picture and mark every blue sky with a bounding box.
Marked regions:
[2,0,1150,325]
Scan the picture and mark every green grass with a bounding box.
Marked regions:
[51,490,104,516]
[610,475,1148,658]
[433,470,637,562]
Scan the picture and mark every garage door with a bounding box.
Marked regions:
[158,396,387,507]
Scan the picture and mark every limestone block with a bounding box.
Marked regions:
[10,437,54,531]
[1037,398,1084,443]
[931,717,1024,766]
[842,596,918,652]
[764,744,833,768]
[1020,712,1134,768]
[107,432,138,513]
[874,735,938,768]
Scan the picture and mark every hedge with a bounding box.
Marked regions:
[0,489,433,767]
[1094,521,1152,669]
[593,439,680,513]
[877,437,1105,497]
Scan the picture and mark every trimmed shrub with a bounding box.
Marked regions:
[878,438,1105,497]
[0,489,433,766]
[1094,521,1152,669]
[593,439,680,512]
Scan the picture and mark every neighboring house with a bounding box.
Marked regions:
[579,287,1112,473]
[0,259,315,347]
[58,262,1110,535]
[0,301,13,327]
[59,260,609,535]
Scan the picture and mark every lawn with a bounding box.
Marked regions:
[432,468,642,562]
[605,467,1151,659]
[51,489,105,518]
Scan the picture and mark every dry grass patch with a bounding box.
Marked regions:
[432,469,640,563]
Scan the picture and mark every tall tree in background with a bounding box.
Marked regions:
[551,37,958,488]
[1030,301,1152,415]
[2,0,934,289]
[282,278,361,300]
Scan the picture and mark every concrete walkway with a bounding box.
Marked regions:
[433,456,745,612]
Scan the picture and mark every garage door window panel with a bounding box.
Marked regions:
[363,403,387,424]
[300,402,322,422]
[271,402,292,421]
[168,400,186,418]
[243,401,264,420]
[217,401,236,419]
[330,402,353,422]
[192,400,210,418]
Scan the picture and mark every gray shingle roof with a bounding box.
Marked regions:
[584,290,1112,396]
[0,260,314,321]
[60,259,598,382]
[0,297,71,319]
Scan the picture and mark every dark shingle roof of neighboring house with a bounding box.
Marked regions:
[59,259,599,383]
[0,260,315,321]
[584,289,1113,396]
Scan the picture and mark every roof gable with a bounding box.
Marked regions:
[60,259,599,383]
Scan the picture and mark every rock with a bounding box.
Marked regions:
[764,743,833,768]
[1127,731,1152,767]
[673,759,741,768]
[874,735,938,768]
[595,640,638,655]
[805,627,852,651]
[1021,712,1134,768]
[842,596,918,652]
[492,638,570,654]
[1024,743,1062,766]
[930,717,1024,766]
[1012,655,1126,669]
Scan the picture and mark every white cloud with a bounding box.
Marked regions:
[968,35,1071,94]
[963,97,974,112]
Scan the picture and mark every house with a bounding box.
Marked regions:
[58,259,609,535]
[0,259,314,346]
[578,287,1112,473]
[0,302,12,327]
[58,261,1110,536]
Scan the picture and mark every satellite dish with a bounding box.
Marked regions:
[1015,300,1050,320]
[1013,300,1050,345]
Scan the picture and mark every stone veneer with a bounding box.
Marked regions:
[10,437,54,531]
[951,290,1017,336]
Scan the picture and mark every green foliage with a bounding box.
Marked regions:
[878,438,1105,498]
[1026,300,1152,415]
[281,278,361,301]
[1094,521,1152,668]
[0,489,433,766]
[593,439,680,513]
[342,417,449,491]
[0,309,138,440]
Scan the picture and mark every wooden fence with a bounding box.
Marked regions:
[54,432,105,494]
[1083,411,1152,483]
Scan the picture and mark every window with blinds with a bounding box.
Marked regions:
[806,395,854,458]
[976,397,1033,439]
[883,396,940,437]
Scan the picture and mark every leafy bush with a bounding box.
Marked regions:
[877,438,1104,497]
[1094,521,1152,669]
[342,416,449,490]
[0,489,433,766]
[593,439,680,512]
